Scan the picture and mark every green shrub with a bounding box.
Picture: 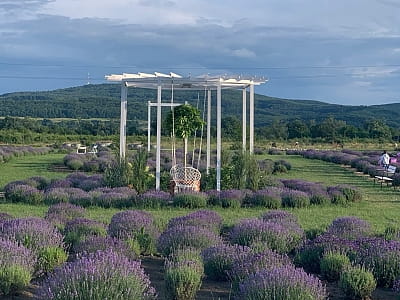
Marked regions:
[173,192,207,208]
[66,159,84,171]
[164,259,203,300]
[282,190,310,208]
[339,266,376,299]
[0,265,31,296]
[37,246,68,273]
[320,251,351,282]
[310,194,330,205]
[330,192,348,205]
[383,224,400,240]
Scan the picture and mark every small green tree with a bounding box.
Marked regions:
[131,149,152,194]
[165,104,204,168]
[103,155,132,187]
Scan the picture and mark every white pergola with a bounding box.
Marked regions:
[105,72,267,191]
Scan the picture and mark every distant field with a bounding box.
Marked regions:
[0,153,67,188]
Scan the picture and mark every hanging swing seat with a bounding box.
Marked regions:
[170,164,201,193]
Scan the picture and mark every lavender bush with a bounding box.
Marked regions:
[165,257,203,300]
[201,244,252,281]
[39,250,156,300]
[354,238,400,287]
[294,234,359,273]
[339,265,376,299]
[219,189,247,208]
[63,218,107,250]
[168,210,223,233]
[45,203,86,229]
[0,217,66,273]
[136,190,171,208]
[247,188,282,208]
[158,225,223,256]
[74,236,137,260]
[5,184,43,204]
[44,188,70,205]
[108,210,159,255]
[173,191,207,208]
[236,265,327,300]
[228,248,292,289]
[260,210,298,223]
[326,216,372,240]
[0,238,36,295]
[281,189,310,208]
[320,251,351,282]
[230,218,304,253]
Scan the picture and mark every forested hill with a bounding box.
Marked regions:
[1,84,399,128]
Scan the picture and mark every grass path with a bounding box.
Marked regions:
[0,153,67,188]
[1,154,400,234]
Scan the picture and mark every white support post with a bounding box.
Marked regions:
[119,83,128,159]
[156,84,162,191]
[216,82,222,191]
[206,89,211,174]
[147,101,151,152]
[242,87,247,152]
[249,82,254,154]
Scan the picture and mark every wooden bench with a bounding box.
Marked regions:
[374,165,397,188]
[0,192,5,199]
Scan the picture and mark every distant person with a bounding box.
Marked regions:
[378,150,390,169]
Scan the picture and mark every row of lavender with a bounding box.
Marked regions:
[158,210,400,299]
[287,149,400,185]
[0,145,51,163]
[0,206,157,299]
[2,205,400,299]
[2,173,362,208]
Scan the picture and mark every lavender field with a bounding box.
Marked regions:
[1,151,400,299]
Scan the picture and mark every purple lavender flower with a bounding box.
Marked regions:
[158,225,223,256]
[5,184,43,204]
[228,248,292,287]
[295,233,360,273]
[108,210,156,239]
[45,202,86,228]
[0,217,64,253]
[261,210,298,223]
[230,218,304,253]
[46,179,73,190]
[248,187,282,208]
[201,244,252,281]
[237,265,327,300]
[44,188,70,205]
[281,189,310,208]
[38,250,157,299]
[326,216,372,239]
[168,210,223,233]
[219,189,246,208]
[0,237,36,274]
[354,238,400,287]
[74,236,137,260]
[138,190,171,208]
[64,218,107,249]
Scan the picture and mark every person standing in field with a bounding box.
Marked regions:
[378,150,390,169]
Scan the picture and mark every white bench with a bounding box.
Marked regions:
[374,165,396,188]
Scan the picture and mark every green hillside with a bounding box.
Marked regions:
[0,84,399,128]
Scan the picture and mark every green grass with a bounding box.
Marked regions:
[0,153,67,189]
[1,154,400,235]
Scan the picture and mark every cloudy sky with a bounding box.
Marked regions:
[0,0,399,105]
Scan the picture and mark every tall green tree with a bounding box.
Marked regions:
[164,104,204,168]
